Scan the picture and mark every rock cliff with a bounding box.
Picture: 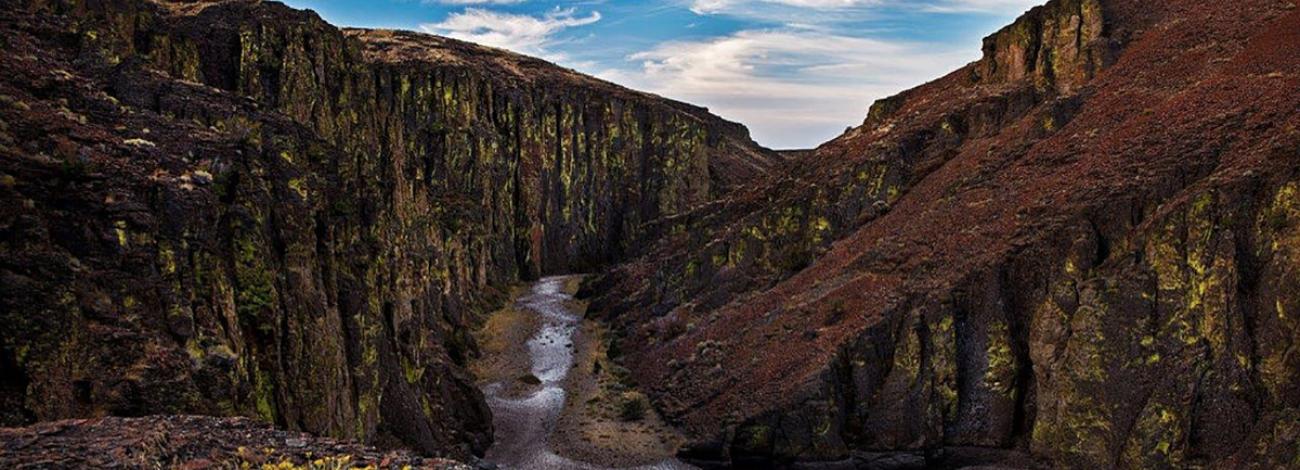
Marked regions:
[0,0,775,460]
[4,0,1298,467]
[588,0,1300,467]
[0,416,472,469]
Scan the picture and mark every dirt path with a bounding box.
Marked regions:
[473,276,693,470]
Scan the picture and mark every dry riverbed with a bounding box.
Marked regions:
[473,276,690,469]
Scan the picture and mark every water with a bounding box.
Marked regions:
[482,276,696,470]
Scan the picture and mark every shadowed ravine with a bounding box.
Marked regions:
[482,277,695,470]
[2,0,1299,468]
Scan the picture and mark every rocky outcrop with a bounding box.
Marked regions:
[974,0,1112,92]
[0,415,471,469]
[588,0,1300,467]
[0,0,774,460]
[98,0,777,275]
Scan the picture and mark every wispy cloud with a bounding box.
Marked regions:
[405,0,1041,148]
[420,7,602,59]
[683,0,879,25]
[687,0,1039,16]
[690,0,875,15]
[598,28,972,148]
[423,0,527,4]
[922,0,1042,13]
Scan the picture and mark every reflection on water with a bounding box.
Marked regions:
[483,276,695,470]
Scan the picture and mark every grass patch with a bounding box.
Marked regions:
[618,391,648,422]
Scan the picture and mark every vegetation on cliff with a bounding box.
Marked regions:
[587,0,1300,467]
[0,415,471,469]
[1,0,1297,468]
[0,0,773,461]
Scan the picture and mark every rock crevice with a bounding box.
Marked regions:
[588,0,1300,467]
[0,0,775,459]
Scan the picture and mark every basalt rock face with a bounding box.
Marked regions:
[0,0,774,460]
[0,416,472,469]
[588,0,1300,467]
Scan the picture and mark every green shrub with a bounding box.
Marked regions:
[618,391,648,421]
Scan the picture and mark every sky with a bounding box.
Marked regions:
[280,0,1044,149]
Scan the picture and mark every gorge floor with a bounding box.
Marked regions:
[473,276,694,470]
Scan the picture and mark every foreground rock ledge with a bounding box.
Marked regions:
[0,415,472,469]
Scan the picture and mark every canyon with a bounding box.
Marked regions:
[0,0,774,463]
[1,0,1298,469]
[588,0,1300,467]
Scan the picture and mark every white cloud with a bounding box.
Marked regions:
[421,7,601,59]
[426,0,526,4]
[685,0,880,23]
[597,28,974,148]
[591,0,1044,148]
[415,0,1042,148]
[691,0,874,15]
[688,0,1040,16]
[922,0,1041,12]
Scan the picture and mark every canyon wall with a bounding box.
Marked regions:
[589,0,1300,467]
[0,0,774,459]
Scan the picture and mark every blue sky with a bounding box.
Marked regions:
[281,0,1043,149]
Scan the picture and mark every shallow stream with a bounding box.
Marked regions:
[482,276,695,470]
